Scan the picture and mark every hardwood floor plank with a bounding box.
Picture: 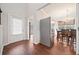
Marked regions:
[3,40,76,55]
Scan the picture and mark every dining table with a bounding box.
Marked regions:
[57,29,76,46]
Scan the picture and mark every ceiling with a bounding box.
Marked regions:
[38,3,76,20]
[0,3,47,17]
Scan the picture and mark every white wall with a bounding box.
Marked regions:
[28,3,46,44]
[7,15,28,45]
[0,5,3,55]
[31,14,40,44]
[1,3,29,46]
[0,3,46,46]
[76,3,79,54]
[0,25,3,55]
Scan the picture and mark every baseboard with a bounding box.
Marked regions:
[33,41,40,44]
[3,38,29,46]
[0,46,3,55]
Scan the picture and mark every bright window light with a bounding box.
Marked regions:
[12,18,23,35]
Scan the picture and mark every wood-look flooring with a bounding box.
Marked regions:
[3,40,76,55]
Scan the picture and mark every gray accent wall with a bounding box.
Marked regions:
[40,17,51,47]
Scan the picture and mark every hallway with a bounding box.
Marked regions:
[3,40,76,55]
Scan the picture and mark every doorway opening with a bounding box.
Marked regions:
[28,21,33,43]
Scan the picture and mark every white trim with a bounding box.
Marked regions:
[0,46,3,55]
[3,38,29,46]
[0,25,3,55]
[38,3,50,10]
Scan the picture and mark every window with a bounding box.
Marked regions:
[12,17,23,35]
